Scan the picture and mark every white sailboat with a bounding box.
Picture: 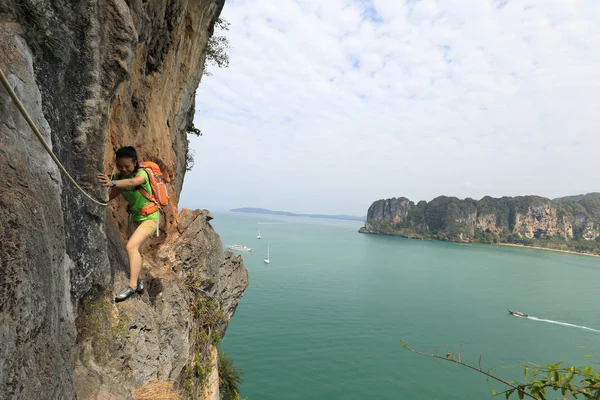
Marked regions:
[257,228,262,239]
[263,243,270,264]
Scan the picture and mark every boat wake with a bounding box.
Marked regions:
[527,316,600,333]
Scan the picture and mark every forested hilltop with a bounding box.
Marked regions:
[359,193,600,255]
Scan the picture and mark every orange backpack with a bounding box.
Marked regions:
[137,161,169,216]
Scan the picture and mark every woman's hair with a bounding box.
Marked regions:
[115,146,139,171]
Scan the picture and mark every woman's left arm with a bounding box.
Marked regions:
[97,172,146,189]
[113,174,145,188]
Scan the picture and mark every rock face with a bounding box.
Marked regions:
[365,197,412,225]
[1,1,248,399]
[73,210,248,399]
[360,194,600,254]
[0,21,75,400]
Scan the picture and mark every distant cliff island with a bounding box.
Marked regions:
[360,193,600,255]
[231,207,366,222]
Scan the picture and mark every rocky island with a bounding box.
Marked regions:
[360,194,600,255]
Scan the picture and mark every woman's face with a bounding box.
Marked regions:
[116,157,136,177]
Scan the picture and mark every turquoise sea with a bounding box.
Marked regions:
[212,212,600,400]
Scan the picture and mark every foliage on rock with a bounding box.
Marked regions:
[182,272,229,397]
[75,286,128,363]
[218,352,244,400]
[204,17,230,75]
[9,0,64,59]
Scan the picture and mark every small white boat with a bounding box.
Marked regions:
[257,228,262,239]
[227,244,252,252]
[263,243,270,264]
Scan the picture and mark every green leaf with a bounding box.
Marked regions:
[539,391,546,400]
[524,367,529,379]
[492,389,498,396]
[565,371,575,383]
[584,366,593,376]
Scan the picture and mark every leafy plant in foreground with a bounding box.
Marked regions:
[402,340,600,399]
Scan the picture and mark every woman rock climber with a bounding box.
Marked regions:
[97,146,160,302]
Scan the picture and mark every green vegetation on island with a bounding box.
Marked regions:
[361,193,600,255]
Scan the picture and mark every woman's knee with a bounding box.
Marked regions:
[126,240,140,253]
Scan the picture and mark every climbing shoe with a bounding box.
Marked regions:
[115,286,136,302]
[136,279,144,293]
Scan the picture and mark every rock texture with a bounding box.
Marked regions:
[360,194,600,254]
[1,1,248,399]
[0,22,75,400]
[74,210,248,399]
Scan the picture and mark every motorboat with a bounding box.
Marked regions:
[507,308,528,318]
[227,244,252,252]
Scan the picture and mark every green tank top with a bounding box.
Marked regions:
[118,170,160,221]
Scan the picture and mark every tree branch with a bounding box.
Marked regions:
[401,340,537,399]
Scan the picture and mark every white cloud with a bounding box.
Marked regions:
[180,0,600,215]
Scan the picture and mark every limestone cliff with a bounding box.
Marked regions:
[360,194,600,255]
[0,1,248,399]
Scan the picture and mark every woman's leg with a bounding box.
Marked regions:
[125,221,154,289]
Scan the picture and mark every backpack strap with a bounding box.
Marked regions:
[137,186,155,203]
[135,168,157,204]
[135,167,164,215]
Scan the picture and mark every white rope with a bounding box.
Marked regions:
[0,66,108,206]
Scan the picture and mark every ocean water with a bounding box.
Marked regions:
[212,212,600,400]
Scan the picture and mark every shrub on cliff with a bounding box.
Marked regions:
[9,0,64,59]
[186,17,231,170]
[218,352,244,400]
[205,17,230,75]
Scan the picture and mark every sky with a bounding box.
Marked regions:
[179,0,600,216]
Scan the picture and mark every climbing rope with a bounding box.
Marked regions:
[0,66,108,206]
